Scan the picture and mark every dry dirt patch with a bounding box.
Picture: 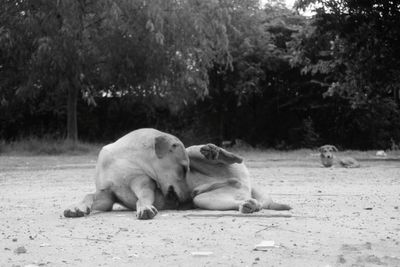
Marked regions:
[0,152,399,266]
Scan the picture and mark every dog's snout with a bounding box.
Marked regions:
[166,185,179,201]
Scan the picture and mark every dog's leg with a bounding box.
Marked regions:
[251,188,291,210]
[193,191,241,210]
[130,176,158,220]
[188,144,243,165]
[64,190,115,218]
[200,144,243,164]
[91,190,116,211]
[191,178,241,198]
[64,194,94,218]
[193,187,261,213]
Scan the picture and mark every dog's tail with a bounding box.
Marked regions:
[252,188,292,211]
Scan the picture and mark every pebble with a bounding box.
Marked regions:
[14,246,27,254]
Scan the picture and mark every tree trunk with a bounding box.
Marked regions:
[217,106,224,145]
[216,75,225,145]
[395,87,400,105]
[67,84,78,143]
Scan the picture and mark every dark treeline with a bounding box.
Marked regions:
[1,0,400,149]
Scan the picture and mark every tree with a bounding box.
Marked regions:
[0,0,233,142]
[96,0,233,110]
[1,0,110,142]
[202,0,308,145]
[290,0,400,148]
[293,0,400,106]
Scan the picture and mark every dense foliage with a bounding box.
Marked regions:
[1,0,399,149]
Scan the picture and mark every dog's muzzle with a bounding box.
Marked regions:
[166,185,179,202]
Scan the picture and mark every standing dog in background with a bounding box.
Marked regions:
[319,145,360,168]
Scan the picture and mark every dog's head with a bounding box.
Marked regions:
[318,145,338,159]
[318,145,338,167]
[153,134,191,202]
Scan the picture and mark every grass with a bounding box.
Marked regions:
[0,138,102,156]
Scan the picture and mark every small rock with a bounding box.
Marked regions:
[12,238,17,242]
[161,238,173,244]
[254,240,276,251]
[14,246,27,254]
[376,150,387,157]
[341,244,358,251]
[337,255,346,264]
[190,251,213,256]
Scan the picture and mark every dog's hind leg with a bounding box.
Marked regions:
[200,144,243,164]
[64,190,115,218]
[193,187,262,213]
[191,178,241,198]
[193,191,244,211]
[251,188,291,211]
[188,144,243,165]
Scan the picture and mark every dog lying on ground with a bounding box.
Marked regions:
[186,144,291,212]
[319,145,360,168]
[64,129,290,219]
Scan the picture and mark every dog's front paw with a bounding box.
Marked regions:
[136,205,158,220]
[200,144,220,160]
[64,205,91,218]
[239,199,261,213]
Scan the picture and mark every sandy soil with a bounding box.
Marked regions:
[0,152,399,267]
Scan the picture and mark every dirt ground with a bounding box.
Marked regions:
[0,151,399,267]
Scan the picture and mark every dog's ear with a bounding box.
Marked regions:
[319,145,338,152]
[155,135,170,159]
